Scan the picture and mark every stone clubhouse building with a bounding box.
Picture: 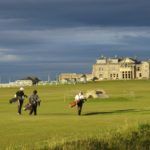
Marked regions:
[59,56,150,82]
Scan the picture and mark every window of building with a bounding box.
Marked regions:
[128,71,131,79]
[122,72,125,79]
[99,67,103,71]
[139,73,142,77]
[125,71,128,78]
[128,74,130,79]
[137,67,140,71]
[122,74,124,79]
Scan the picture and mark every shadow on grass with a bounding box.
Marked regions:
[39,109,150,116]
[84,109,149,116]
[40,113,74,116]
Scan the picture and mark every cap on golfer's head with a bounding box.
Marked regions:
[79,91,83,95]
[20,87,24,91]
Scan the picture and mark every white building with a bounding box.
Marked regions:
[92,57,150,80]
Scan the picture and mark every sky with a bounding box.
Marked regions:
[0,0,150,82]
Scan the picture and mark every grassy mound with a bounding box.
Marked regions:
[50,124,150,150]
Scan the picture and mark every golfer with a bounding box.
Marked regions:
[15,87,27,115]
[29,90,40,116]
[75,92,85,115]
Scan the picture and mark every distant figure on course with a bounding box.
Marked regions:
[15,87,27,115]
[75,92,86,115]
[29,90,40,116]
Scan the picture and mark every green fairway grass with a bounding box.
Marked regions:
[0,80,150,149]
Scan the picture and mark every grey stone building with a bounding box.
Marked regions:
[92,56,150,80]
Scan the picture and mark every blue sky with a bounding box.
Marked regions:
[0,0,150,82]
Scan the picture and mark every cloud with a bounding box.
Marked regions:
[0,48,22,62]
[0,0,150,81]
[0,0,150,30]
[0,26,150,61]
[0,54,21,62]
[4,54,20,61]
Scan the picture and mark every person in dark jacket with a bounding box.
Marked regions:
[29,90,40,116]
[15,87,27,115]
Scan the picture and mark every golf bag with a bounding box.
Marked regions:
[23,103,32,111]
[9,97,18,104]
[69,101,77,108]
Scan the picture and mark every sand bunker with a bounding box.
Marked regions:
[85,89,109,99]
